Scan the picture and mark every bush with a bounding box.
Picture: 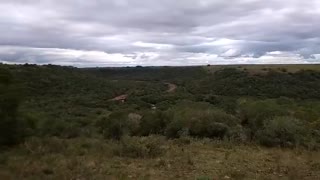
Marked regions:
[165,104,239,139]
[239,99,290,139]
[113,136,165,158]
[188,109,237,139]
[204,95,237,114]
[139,111,169,136]
[96,111,143,139]
[165,118,186,138]
[256,116,306,147]
[96,111,129,140]
[127,113,142,135]
[36,118,75,138]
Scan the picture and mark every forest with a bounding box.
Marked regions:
[1,63,320,179]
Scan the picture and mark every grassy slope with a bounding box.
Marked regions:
[1,137,320,180]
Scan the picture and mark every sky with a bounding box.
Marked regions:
[0,0,320,67]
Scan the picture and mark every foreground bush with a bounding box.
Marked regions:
[257,116,306,147]
[96,111,130,140]
[188,109,238,139]
[138,111,169,136]
[239,99,290,139]
[165,104,239,139]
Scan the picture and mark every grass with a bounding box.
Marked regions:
[1,137,320,180]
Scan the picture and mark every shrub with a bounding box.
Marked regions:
[165,105,239,139]
[239,99,290,139]
[139,111,169,136]
[96,112,129,140]
[113,136,165,158]
[280,68,287,72]
[205,95,237,114]
[165,119,186,138]
[127,113,142,135]
[96,111,144,139]
[188,109,237,139]
[256,116,306,147]
[37,118,68,137]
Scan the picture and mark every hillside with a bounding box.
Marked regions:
[1,63,320,179]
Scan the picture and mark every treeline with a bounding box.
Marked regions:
[188,68,320,99]
[85,66,206,82]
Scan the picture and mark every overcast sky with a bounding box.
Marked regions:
[0,0,320,67]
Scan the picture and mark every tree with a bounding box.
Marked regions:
[0,68,24,146]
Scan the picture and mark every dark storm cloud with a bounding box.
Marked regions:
[0,0,320,66]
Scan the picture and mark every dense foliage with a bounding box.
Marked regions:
[0,68,24,146]
[1,63,320,149]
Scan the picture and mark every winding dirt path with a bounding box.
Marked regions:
[165,83,177,93]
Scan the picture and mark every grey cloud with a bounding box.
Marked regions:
[0,0,320,66]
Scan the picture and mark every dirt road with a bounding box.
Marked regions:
[165,83,177,93]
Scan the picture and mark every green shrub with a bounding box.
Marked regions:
[257,116,306,147]
[188,109,237,139]
[37,118,66,137]
[239,99,290,139]
[127,113,142,135]
[139,111,169,136]
[96,111,144,140]
[165,119,186,138]
[205,95,237,114]
[165,104,239,139]
[22,112,77,138]
[96,112,129,140]
[113,136,165,158]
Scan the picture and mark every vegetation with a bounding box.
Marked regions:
[1,63,320,179]
[0,68,25,147]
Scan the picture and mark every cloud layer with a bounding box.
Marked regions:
[0,0,320,66]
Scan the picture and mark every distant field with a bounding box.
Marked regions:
[204,64,320,73]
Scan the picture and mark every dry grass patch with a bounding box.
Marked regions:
[1,137,320,179]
